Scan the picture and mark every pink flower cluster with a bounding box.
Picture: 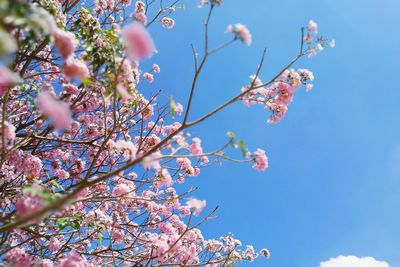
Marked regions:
[161,17,175,29]
[122,22,156,61]
[242,68,315,123]
[36,91,72,129]
[251,149,268,171]
[133,1,147,24]
[16,194,44,217]
[305,20,335,58]
[52,28,77,59]
[61,59,90,80]
[0,66,21,96]
[186,198,206,216]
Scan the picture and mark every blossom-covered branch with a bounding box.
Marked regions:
[0,0,333,266]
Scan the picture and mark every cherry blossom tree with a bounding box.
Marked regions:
[0,0,334,266]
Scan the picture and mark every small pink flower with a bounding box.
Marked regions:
[36,91,72,130]
[48,237,62,251]
[135,1,146,13]
[305,34,313,44]
[0,66,21,96]
[227,23,252,45]
[252,149,268,171]
[62,59,90,80]
[171,102,183,116]
[198,0,207,7]
[143,72,154,83]
[190,137,203,156]
[161,17,175,29]
[63,83,79,94]
[116,84,131,102]
[112,184,132,196]
[308,20,318,34]
[122,22,156,61]
[141,102,154,120]
[3,121,16,144]
[152,64,160,73]
[52,28,77,59]
[5,247,32,267]
[55,169,70,179]
[186,198,206,216]
[134,12,147,24]
[308,49,317,58]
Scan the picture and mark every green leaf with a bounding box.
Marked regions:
[70,220,80,230]
[227,131,236,139]
[236,140,247,157]
[82,77,92,88]
[98,232,103,244]
[169,96,176,119]
[56,217,68,230]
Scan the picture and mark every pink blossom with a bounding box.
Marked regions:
[174,102,183,116]
[63,83,79,94]
[48,237,62,251]
[122,22,156,61]
[52,28,77,59]
[37,91,72,129]
[177,157,192,170]
[305,34,313,44]
[0,66,21,96]
[116,83,131,101]
[152,63,161,73]
[16,194,44,217]
[112,229,124,243]
[3,121,16,144]
[308,20,318,34]
[154,169,173,188]
[308,49,317,58]
[198,0,207,7]
[62,59,90,80]
[143,72,154,83]
[298,68,314,81]
[55,169,70,179]
[252,149,268,171]
[171,101,183,116]
[227,23,252,45]
[186,198,206,216]
[141,102,154,120]
[57,252,88,267]
[161,17,175,29]
[276,82,293,105]
[134,12,147,24]
[5,247,32,267]
[115,140,138,160]
[135,1,146,13]
[112,183,132,196]
[190,137,203,156]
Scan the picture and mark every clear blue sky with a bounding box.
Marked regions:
[146,0,400,266]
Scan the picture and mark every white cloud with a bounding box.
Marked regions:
[320,255,390,267]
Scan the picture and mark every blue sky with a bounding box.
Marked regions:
[146,0,400,266]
